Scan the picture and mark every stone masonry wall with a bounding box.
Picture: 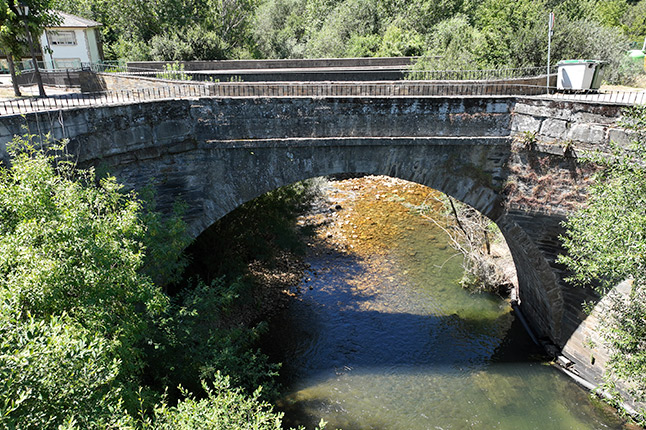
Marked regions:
[509,97,630,399]
[0,96,633,402]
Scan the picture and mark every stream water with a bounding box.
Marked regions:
[264,176,629,430]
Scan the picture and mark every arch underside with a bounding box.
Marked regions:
[2,95,582,348]
[110,138,564,343]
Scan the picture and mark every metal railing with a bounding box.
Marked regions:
[538,90,646,104]
[88,63,560,83]
[406,66,558,81]
[1,81,644,116]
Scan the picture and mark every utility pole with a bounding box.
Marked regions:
[547,12,554,94]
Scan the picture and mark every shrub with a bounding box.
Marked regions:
[146,374,284,430]
[0,310,133,429]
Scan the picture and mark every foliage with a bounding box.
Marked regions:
[0,311,133,429]
[54,0,257,61]
[252,0,308,58]
[375,24,424,57]
[409,14,485,72]
[183,179,318,281]
[150,27,230,62]
[53,0,646,85]
[0,0,59,95]
[549,18,639,84]
[558,105,646,403]
[146,277,281,402]
[0,0,59,55]
[419,195,513,295]
[0,136,168,383]
[0,135,298,428]
[0,135,160,426]
[622,0,646,41]
[145,375,284,430]
[559,106,646,291]
[303,0,381,58]
[155,61,193,81]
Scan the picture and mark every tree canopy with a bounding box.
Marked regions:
[49,0,646,83]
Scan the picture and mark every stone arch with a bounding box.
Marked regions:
[0,95,573,345]
[135,138,562,343]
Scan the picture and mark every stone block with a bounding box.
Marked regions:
[113,125,153,149]
[571,111,617,125]
[608,128,633,146]
[511,114,542,133]
[154,120,192,143]
[539,118,568,139]
[567,124,606,145]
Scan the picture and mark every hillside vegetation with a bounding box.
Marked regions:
[54,0,646,82]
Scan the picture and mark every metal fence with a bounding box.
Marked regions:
[86,63,559,82]
[405,66,558,81]
[15,67,86,87]
[2,81,645,116]
[538,90,646,104]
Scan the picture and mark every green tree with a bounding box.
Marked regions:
[596,0,629,28]
[410,15,485,71]
[252,0,308,58]
[304,0,380,58]
[0,134,294,428]
[622,0,646,40]
[0,0,58,96]
[0,0,26,96]
[375,23,424,57]
[558,105,646,405]
[0,135,171,408]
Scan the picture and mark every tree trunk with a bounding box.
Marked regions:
[6,54,22,97]
[24,25,46,98]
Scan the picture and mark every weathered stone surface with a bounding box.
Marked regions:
[0,95,631,394]
[510,114,541,134]
[539,118,568,139]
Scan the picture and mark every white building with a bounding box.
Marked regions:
[39,12,103,70]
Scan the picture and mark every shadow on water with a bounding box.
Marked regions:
[260,177,630,430]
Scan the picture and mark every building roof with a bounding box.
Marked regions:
[48,11,102,28]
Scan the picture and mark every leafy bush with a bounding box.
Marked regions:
[0,135,159,427]
[0,311,132,429]
[559,106,646,407]
[146,278,281,402]
[146,374,284,430]
[0,135,293,428]
[150,27,230,62]
[0,137,167,382]
[375,24,424,57]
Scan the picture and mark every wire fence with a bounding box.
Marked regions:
[1,81,644,116]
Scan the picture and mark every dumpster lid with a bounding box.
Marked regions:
[558,59,603,64]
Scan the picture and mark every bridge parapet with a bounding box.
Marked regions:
[2,79,618,116]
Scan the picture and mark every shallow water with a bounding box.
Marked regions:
[264,177,627,430]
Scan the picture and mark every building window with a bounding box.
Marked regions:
[48,31,76,45]
[54,58,82,69]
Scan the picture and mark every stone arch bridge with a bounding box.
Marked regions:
[0,94,631,385]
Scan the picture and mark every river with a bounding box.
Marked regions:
[263,176,631,430]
